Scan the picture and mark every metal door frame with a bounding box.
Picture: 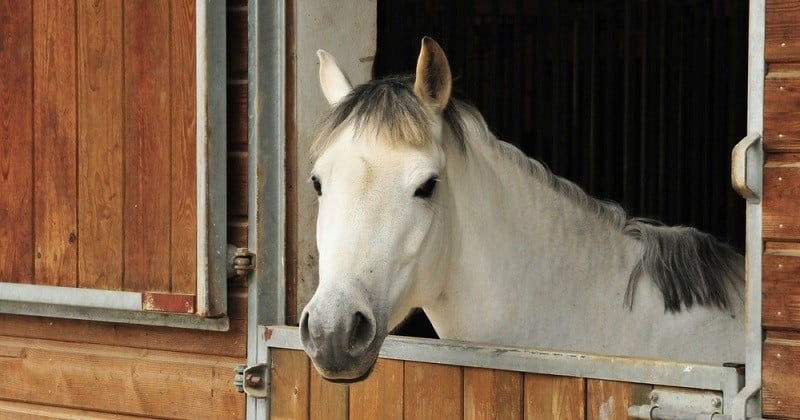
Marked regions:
[0,0,229,331]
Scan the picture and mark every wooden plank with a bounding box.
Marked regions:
[32,0,78,287]
[404,361,463,420]
[77,0,124,290]
[228,151,248,216]
[226,8,248,80]
[227,79,249,147]
[170,0,197,295]
[349,358,403,420]
[764,66,800,152]
[123,0,172,292]
[0,336,244,419]
[464,367,523,420]
[766,0,800,62]
[310,367,348,420]
[523,374,584,420]
[270,349,310,420]
[763,331,800,418]
[141,292,195,313]
[763,242,800,329]
[0,0,34,284]
[0,400,148,420]
[587,380,649,420]
[763,155,800,241]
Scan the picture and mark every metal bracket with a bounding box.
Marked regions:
[227,244,256,279]
[629,387,726,419]
[731,133,763,203]
[234,363,268,399]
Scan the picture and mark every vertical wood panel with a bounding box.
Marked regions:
[0,1,34,283]
[765,0,800,62]
[169,0,196,294]
[763,243,800,329]
[310,367,348,420]
[404,361,463,420]
[349,358,403,420]
[270,349,310,420]
[464,368,523,420]
[77,0,124,290]
[586,379,641,420]
[33,0,77,287]
[763,156,800,241]
[763,331,800,418]
[123,0,171,292]
[523,374,585,420]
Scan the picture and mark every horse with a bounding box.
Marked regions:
[299,37,745,383]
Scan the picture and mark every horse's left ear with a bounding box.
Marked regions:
[317,49,353,105]
[414,37,452,114]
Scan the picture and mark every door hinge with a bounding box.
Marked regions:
[227,245,255,278]
[628,387,726,419]
[234,363,269,399]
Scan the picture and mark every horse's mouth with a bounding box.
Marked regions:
[322,363,376,384]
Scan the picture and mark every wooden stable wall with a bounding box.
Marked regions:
[0,0,249,418]
[268,349,651,420]
[761,0,800,418]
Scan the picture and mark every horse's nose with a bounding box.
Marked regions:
[299,306,377,360]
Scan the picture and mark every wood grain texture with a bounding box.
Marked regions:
[77,0,123,290]
[32,0,78,287]
[464,368,523,420]
[226,8,248,80]
[764,67,800,151]
[763,243,800,329]
[586,380,640,420]
[0,0,34,284]
[763,331,800,418]
[349,358,403,420]
[123,0,172,292]
[310,367,348,420]
[0,336,244,419]
[404,361,463,420]
[766,0,800,62]
[523,374,584,420]
[228,151,248,216]
[270,349,310,420]
[763,156,800,241]
[0,400,148,420]
[169,0,197,294]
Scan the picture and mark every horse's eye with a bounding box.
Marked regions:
[311,175,322,196]
[414,177,438,199]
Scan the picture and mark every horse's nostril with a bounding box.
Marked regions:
[299,311,317,354]
[348,311,376,356]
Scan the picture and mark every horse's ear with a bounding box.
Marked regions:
[414,37,452,114]
[317,50,353,105]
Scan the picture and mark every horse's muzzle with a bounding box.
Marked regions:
[299,301,383,382]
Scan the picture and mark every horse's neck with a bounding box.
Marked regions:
[422,134,642,345]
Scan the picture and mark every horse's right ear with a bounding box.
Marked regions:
[317,50,353,105]
[414,37,452,114]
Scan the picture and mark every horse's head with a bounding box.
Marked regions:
[299,37,452,382]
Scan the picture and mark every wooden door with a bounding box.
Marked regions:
[0,0,227,328]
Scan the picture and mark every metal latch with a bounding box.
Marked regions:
[227,245,255,278]
[234,363,268,399]
[629,387,726,419]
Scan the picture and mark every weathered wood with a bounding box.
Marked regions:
[310,367,348,420]
[763,331,800,418]
[170,0,197,295]
[32,0,78,287]
[123,0,172,292]
[228,151,249,216]
[77,0,124,291]
[763,242,800,329]
[586,380,646,420]
[349,358,403,420]
[270,349,310,420]
[0,336,244,419]
[0,400,148,420]
[0,0,34,284]
[764,66,800,152]
[226,8,248,81]
[763,155,800,241]
[766,0,800,63]
[404,361,463,420]
[523,374,584,420]
[464,367,523,420]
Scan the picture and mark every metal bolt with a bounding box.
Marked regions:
[650,392,659,403]
[711,397,722,408]
[781,42,787,47]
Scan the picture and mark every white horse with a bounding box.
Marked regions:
[299,37,745,383]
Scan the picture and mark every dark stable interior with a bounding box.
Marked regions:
[376,0,749,339]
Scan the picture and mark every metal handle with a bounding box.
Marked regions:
[731,133,762,203]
